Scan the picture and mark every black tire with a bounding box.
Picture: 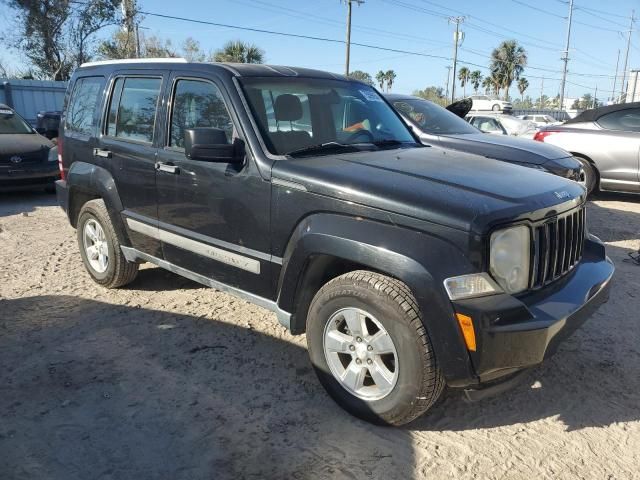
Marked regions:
[492,104,501,111]
[574,155,598,195]
[306,270,445,426]
[44,183,56,194]
[76,199,138,288]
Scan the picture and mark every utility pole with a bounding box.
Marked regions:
[620,10,635,103]
[559,0,574,113]
[343,0,364,76]
[593,85,598,109]
[612,49,620,103]
[445,66,452,99]
[539,77,544,110]
[449,16,465,103]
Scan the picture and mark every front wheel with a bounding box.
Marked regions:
[492,104,501,111]
[306,271,444,426]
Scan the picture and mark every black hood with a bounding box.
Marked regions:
[434,132,571,165]
[272,146,585,234]
[0,133,53,156]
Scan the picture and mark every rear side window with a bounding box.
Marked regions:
[597,109,640,132]
[107,77,162,143]
[169,79,233,148]
[66,76,104,135]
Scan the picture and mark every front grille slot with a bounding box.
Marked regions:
[531,207,586,289]
[0,151,45,165]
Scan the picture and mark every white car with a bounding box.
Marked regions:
[518,114,562,128]
[468,114,537,137]
[468,95,512,112]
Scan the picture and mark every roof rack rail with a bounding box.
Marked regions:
[80,58,188,68]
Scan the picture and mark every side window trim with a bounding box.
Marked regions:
[101,73,164,146]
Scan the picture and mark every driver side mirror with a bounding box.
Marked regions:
[184,128,243,163]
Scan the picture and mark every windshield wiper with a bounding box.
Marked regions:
[370,139,418,149]
[286,142,359,157]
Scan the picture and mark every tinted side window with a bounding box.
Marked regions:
[597,109,640,132]
[112,77,162,143]
[66,76,104,135]
[170,79,233,148]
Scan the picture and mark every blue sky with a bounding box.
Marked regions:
[1,0,638,101]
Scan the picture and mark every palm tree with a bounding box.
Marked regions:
[481,77,492,95]
[470,70,482,94]
[490,71,505,97]
[213,40,264,64]
[517,77,529,102]
[457,67,470,97]
[489,40,527,100]
[385,70,396,92]
[376,70,386,90]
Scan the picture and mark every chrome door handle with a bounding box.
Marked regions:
[155,162,179,174]
[93,148,112,158]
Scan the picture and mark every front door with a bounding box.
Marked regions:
[155,73,272,298]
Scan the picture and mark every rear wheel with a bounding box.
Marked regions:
[574,155,598,195]
[306,271,444,426]
[492,104,501,111]
[77,199,138,288]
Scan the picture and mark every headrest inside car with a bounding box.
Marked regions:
[275,94,303,122]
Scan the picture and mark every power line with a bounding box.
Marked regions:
[510,0,566,19]
[574,7,629,28]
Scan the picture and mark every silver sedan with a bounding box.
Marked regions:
[534,103,640,194]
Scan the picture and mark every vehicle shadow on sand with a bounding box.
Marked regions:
[0,295,416,480]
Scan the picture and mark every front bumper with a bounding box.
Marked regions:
[0,163,59,191]
[452,236,613,388]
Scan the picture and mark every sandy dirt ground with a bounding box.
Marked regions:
[0,191,639,480]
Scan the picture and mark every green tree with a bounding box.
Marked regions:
[182,37,206,62]
[413,86,447,107]
[213,40,264,63]
[385,70,396,92]
[5,0,120,80]
[457,66,470,97]
[481,76,493,94]
[98,30,177,59]
[348,70,374,85]
[469,70,482,94]
[376,70,386,90]
[517,77,529,102]
[490,40,527,100]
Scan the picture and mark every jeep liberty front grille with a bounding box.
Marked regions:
[530,206,586,289]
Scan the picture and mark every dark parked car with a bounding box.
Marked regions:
[534,102,640,194]
[56,60,613,426]
[35,110,62,140]
[385,94,585,184]
[0,104,58,192]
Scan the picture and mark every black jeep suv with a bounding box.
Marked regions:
[56,60,614,426]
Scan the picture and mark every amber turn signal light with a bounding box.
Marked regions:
[456,313,477,352]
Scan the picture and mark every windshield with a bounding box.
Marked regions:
[239,77,416,156]
[0,108,33,134]
[391,98,478,135]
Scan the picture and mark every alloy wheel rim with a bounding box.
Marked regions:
[323,307,399,401]
[83,219,109,273]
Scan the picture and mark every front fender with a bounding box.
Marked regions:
[277,213,477,384]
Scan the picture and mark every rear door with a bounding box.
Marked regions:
[596,108,640,189]
[99,72,167,257]
[154,71,272,298]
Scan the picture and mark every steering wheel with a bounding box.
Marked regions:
[345,129,375,143]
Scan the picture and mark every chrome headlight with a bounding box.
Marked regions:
[490,225,530,294]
